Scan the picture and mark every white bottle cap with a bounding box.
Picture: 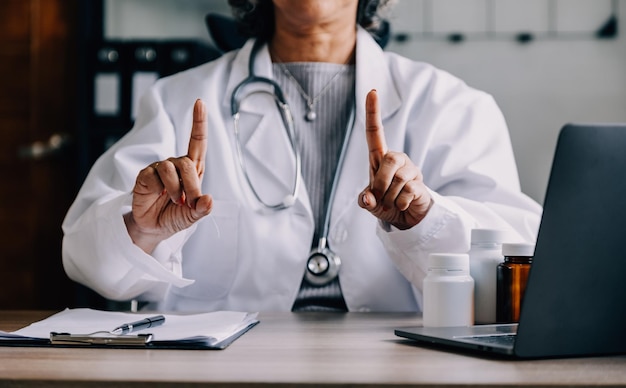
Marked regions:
[428,253,469,271]
[471,229,510,244]
[502,242,535,257]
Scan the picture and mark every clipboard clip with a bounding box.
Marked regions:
[50,332,153,346]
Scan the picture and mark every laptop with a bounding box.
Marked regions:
[395,123,626,358]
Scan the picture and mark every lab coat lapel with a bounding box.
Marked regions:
[354,27,402,123]
[331,28,402,224]
[223,39,272,114]
[223,39,310,212]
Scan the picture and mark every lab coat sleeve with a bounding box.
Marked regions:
[62,87,195,302]
[376,87,542,295]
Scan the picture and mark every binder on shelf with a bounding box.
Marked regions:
[89,41,126,128]
[126,41,160,122]
[87,39,218,129]
[0,308,259,350]
[159,40,221,77]
[81,39,221,183]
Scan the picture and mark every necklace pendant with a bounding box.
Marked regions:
[305,109,317,122]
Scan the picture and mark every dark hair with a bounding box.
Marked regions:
[227,0,393,44]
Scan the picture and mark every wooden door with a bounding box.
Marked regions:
[0,0,79,309]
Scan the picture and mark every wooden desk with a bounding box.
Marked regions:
[1,311,625,387]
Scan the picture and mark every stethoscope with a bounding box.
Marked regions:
[230,39,355,286]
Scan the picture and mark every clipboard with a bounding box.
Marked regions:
[1,309,259,350]
[50,332,153,346]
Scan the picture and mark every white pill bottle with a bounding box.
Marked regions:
[423,253,474,327]
[468,229,509,324]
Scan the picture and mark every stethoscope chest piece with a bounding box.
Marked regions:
[305,246,341,286]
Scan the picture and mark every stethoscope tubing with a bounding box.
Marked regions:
[316,103,355,251]
[230,39,355,284]
[231,40,302,210]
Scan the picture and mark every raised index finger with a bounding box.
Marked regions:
[188,99,208,177]
[365,89,388,172]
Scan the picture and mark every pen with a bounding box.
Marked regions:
[111,315,165,335]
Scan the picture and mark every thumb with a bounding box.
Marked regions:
[191,194,213,219]
[358,187,378,211]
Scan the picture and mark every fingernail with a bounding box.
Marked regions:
[362,193,369,207]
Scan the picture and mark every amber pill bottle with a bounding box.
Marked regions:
[496,243,535,323]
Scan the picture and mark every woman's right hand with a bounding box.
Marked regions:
[124,99,213,254]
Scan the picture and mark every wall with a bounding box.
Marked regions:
[104,0,228,44]
[104,0,626,204]
[385,0,626,203]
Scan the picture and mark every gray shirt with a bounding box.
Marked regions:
[272,62,355,311]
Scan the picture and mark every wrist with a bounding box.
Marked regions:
[123,212,167,254]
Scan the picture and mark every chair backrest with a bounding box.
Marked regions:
[205,13,248,53]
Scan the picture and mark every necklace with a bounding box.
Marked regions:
[273,53,349,122]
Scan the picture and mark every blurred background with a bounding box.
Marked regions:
[1,0,625,310]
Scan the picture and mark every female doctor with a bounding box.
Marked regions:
[62,0,542,312]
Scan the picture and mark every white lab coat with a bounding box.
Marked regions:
[62,28,542,312]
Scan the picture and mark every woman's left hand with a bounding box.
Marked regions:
[358,89,433,230]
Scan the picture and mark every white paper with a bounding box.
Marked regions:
[3,309,258,345]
